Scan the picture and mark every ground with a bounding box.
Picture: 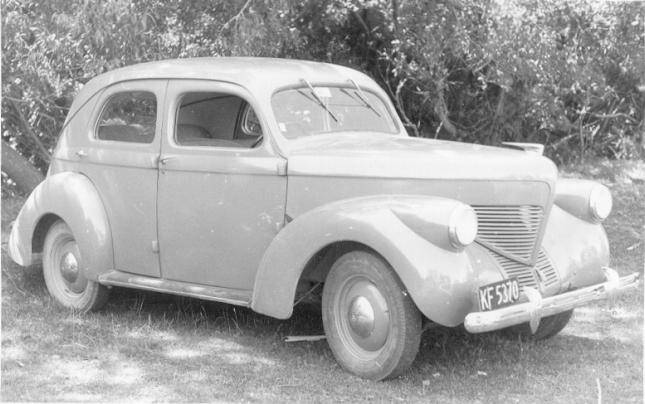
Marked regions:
[1,159,643,403]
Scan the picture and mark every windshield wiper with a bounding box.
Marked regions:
[299,78,338,122]
[347,78,381,117]
[339,88,382,118]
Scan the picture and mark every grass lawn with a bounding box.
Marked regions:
[1,160,643,403]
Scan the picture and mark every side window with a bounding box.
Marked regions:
[175,92,262,148]
[97,91,157,143]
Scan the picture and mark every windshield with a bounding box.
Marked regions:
[271,86,398,139]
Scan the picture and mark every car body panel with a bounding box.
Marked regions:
[284,134,558,265]
[554,178,607,222]
[541,204,610,290]
[252,195,480,324]
[286,133,558,182]
[252,191,612,324]
[157,80,287,289]
[8,172,113,281]
[286,174,554,267]
[286,176,554,217]
[54,79,168,278]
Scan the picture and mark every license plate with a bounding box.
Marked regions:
[478,278,520,311]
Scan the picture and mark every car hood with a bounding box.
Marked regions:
[286,133,558,184]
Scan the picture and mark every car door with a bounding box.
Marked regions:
[157,80,287,291]
[79,80,166,278]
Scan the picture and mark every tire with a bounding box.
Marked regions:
[501,310,573,340]
[322,250,422,380]
[42,220,109,312]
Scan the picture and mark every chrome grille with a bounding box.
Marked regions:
[535,250,559,288]
[489,249,559,290]
[472,205,543,264]
[489,250,538,288]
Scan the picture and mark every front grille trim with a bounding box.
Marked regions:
[489,249,560,291]
[473,205,544,265]
[535,249,559,288]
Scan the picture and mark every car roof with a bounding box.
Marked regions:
[66,57,375,123]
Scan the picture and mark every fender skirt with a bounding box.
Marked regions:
[8,172,113,281]
[251,195,477,325]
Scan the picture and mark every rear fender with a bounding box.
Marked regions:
[8,172,113,281]
[251,195,477,325]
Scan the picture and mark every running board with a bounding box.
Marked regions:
[98,271,252,307]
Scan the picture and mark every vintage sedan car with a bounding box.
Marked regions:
[8,58,639,380]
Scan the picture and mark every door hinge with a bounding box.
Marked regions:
[151,240,159,253]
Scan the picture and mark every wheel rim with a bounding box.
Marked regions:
[50,235,88,297]
[334,275,390,358]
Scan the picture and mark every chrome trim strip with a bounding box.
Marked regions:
[98,270,252,306]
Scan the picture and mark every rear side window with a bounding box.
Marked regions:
[97,91,157,143]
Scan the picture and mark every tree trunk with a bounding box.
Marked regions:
[8,98,51,164]
[2,140,44,194]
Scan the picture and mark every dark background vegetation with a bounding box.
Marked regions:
[1,0,644,192]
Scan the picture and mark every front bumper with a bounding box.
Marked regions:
[464,267,640,333]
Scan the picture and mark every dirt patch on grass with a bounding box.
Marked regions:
[1,160,643,402]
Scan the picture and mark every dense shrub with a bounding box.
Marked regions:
[2,0,643,177]
[294,0,644,162]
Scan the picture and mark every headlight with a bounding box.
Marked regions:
[448,205,478,248]
[589,184,612,221]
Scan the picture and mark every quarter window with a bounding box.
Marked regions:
[97,91,157,143]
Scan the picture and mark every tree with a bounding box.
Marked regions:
[1,139,43,194]
[2,0,643,194]
[1,0,296,192]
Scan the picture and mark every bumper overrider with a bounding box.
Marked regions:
[464,267,640,333]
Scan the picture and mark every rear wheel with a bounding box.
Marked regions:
[322,250,422,380]
[502,310,573,340]
[43,220,109,312]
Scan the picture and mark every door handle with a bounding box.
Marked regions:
[75,150,87,158]
[159,156,175,165]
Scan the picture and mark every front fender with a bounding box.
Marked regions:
[554,178,607,223]
[542,204,610,290]
[8,172,113,281]
[251,195,478,325]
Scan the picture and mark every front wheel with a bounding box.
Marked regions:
[322,250,422,380]
[43,220,109,312]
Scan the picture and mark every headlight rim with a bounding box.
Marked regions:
[588,184,612,222]
[448,205,478,248]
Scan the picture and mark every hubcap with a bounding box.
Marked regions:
[348,296,375,338]
[60,252,79,283]
[337,277,390,353]
[55,240,88,295]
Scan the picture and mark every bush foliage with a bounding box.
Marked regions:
[2,0,644,173]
